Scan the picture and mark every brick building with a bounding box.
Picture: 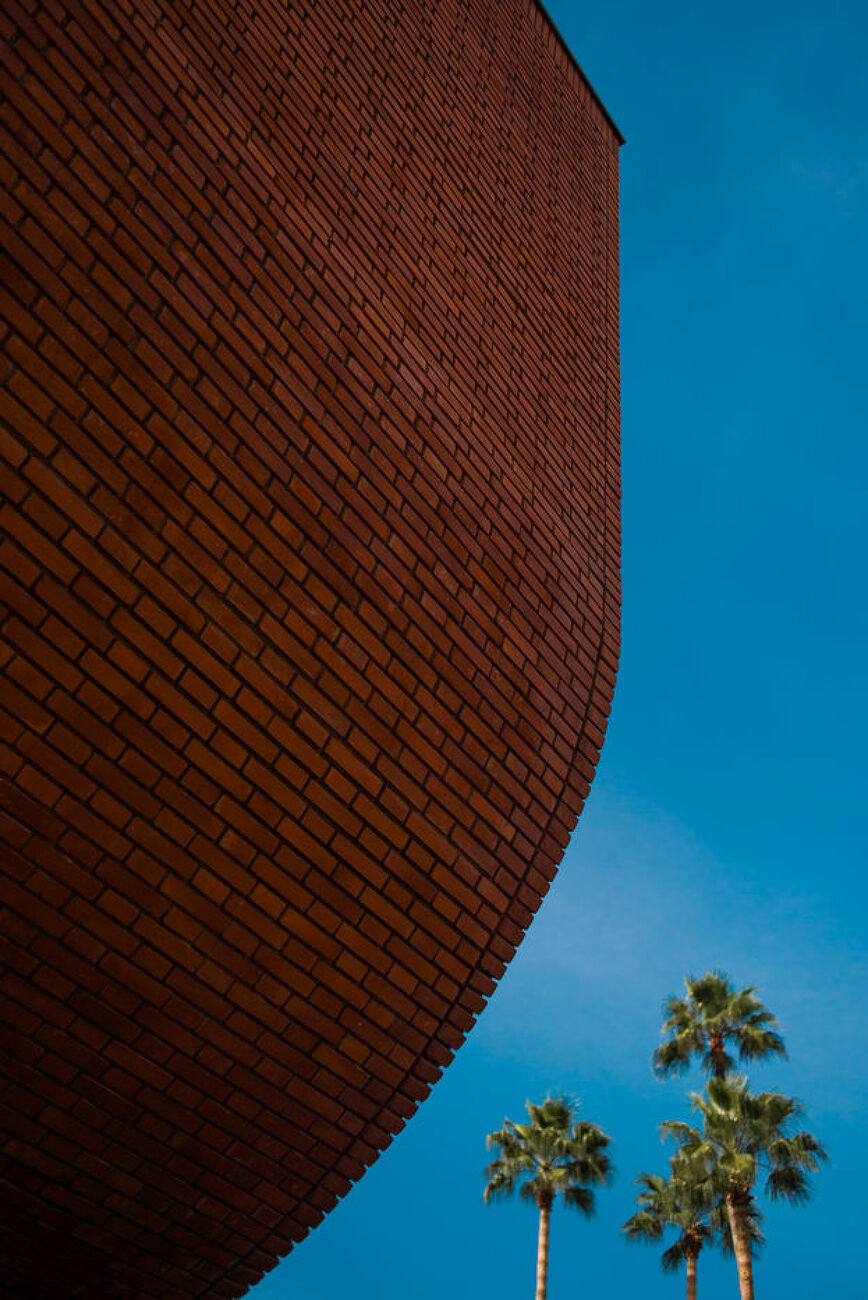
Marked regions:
[0,0,621,1295]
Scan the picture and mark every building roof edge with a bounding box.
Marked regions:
[532,0,625,145]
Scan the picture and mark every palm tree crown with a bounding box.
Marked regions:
[654,971,787,1079]
[484,1096,613,1213]
[664,1074,827,1206]
[623,1153,717,1275]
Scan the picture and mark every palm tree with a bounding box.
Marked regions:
[654,972,786,1079]
[625,1148,765,1300]
[662,1075,827,1300]
[623,1153,717,1300]
[484,1096,614,1300]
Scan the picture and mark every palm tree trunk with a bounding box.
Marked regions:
[535,1196,551,1300]
[709,1034,726,1077]
[726,1192,754,1300]
[685,1248,698,1300]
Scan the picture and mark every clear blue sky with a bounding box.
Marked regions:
[250,1,868,1295]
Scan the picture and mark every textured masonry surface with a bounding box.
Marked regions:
[0,0,621,1295]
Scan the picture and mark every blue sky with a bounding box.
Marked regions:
[251,2,867,1295]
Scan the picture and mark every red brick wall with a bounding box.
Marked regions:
[0,0,620,1294]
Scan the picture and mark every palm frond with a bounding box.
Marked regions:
[623,1207,665,1243]
[737,1023,787,1063]
[562,1184,595,1216]
[661,1238,688,1273]
[765,1165,811,1204]
[660,1119,702,1148]
[482,1166,517,1203]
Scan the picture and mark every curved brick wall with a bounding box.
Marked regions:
[0,0,621,1295]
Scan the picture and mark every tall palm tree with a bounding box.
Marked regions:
[623,1155,715,1300]
[484,1096,614,1300]
[654,972,787,1079]
[663,1075,827,1300]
